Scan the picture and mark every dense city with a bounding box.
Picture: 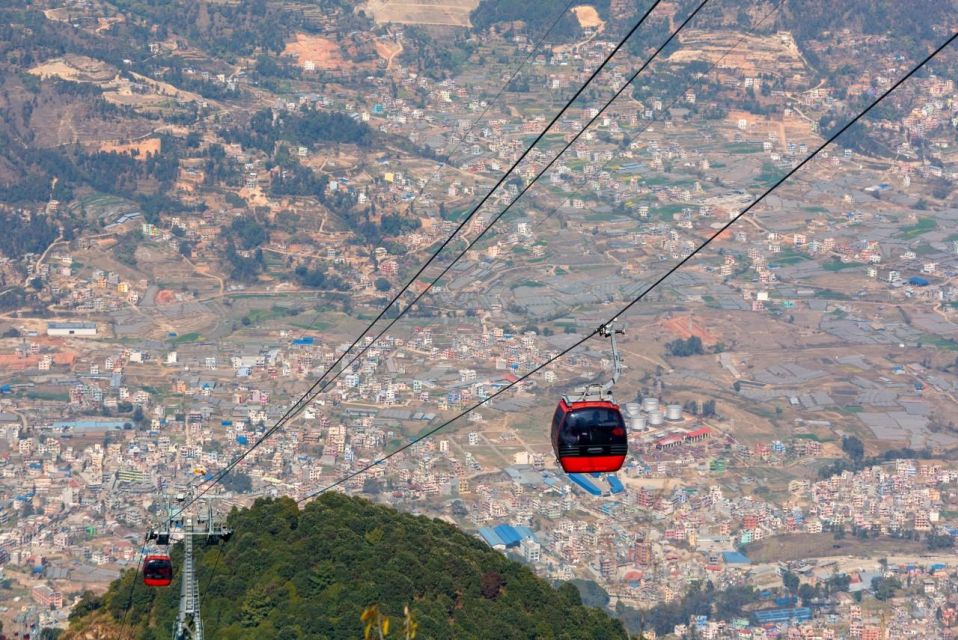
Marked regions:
[0,0,957,637]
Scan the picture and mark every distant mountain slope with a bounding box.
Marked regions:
[64,495,628,640]
[775,0,957,58]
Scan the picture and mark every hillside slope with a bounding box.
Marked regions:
[64,495,628,640]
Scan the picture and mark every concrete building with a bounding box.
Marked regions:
[46,321,97,337]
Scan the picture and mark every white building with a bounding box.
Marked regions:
[46,322,96,337]
[520,538,541,563]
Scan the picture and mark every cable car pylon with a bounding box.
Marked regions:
[144,492,231,640]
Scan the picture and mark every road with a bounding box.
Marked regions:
[25,230,65,288]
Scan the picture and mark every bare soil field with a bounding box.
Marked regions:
[99,137,162,158]
[375,39,403,69]
[364,0,479,27]
[30,56,204,112]
[572,5,604,29]
[42,8,70,22]
[746,533,927,563]
[0,351,76,371]
[95,16,124,33]
[725,110,816,147]
[662,314,719,346]
[155,289,176,305]
[283,34,346,69]
[668,31,806,77]
[29,55,116,83]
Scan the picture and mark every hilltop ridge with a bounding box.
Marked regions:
[64,494,629,640]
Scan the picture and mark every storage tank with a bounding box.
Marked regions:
[624,402,642,418]
[648,410,664,426]
[666,404,683,421]
[641,397,659,413]
[629,414,647,431]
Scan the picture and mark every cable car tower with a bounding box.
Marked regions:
[146,491,232,640]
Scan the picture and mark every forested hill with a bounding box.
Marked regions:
[64,495,628,640]
[470,0,611,42]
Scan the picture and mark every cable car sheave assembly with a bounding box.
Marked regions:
[552,323,627,473]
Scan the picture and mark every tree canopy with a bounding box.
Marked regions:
[66,495,628,640]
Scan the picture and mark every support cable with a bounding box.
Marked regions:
[171,0,673,518]
[170,0,581,497]
[299,30,958,499]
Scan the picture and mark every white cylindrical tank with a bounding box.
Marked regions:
[628,414,647,431]
[641,397,659,413]
[625,402,642,418]
[666,404,683,421]
[648,410,664,426]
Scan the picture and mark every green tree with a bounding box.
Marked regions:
[782,571,800,594]
[871,576,901,601]
[842,436,865,462]
[79,495,628,639]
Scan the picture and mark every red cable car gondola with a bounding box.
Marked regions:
[552,398,627,473]
[551,323,628,474]
[142,554,173,587]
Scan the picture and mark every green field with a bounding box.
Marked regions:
[772,251,811,265]
[919,335,958,351]
[20,390,71,402]
[171,332,201,345]
[823,259,863,272]
[837,405,864,414]
[815,289,851,300]
[229,292,284,300]
[725,142,762,154]
[899,217,937,239]
[654,203,687,218]
[754,162,784,187]
[512,279,545,289]
[793,433,832,442]
[242,307,285,325]
[290,317,335,331]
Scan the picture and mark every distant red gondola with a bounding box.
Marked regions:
[551,323,628,474]
[142,554,173,587]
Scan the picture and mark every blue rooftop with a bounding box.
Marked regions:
[479,524,535,549]
[723,551,751,564]
[753,607,812,624]
[607,474,625,494]
[53,419,127,431]
[568,473,603,496]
